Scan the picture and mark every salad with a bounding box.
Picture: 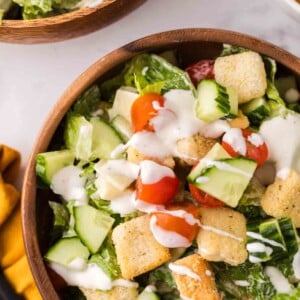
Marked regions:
[0,0,103,22]
[36,45,300,300]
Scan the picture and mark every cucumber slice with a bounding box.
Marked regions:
[138,290,160,300]
[64,114,93,161]
[90,117,123,160]
[187,143,230,182]
[247,221,272,263]
[36,150,75,185]
[74,205,114,253]
[259,218,286,259]
[241,97,270,126]
[111,115,133,142]
[193,157,257,207]
[44,237,89,266]
[195,79,231,123]
[278,218,299,256]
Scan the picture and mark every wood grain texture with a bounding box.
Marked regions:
[21,29,300,300]
[0,0,145,44]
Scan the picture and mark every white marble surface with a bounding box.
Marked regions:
[0,0,299,184]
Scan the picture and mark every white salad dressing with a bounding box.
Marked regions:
[259,112,300,179]
[247,242,273,256]
[234,280,250,287]
[169,263,201,281]
[199,158,253,178]
[140,160,175,184]
[199,223,243,242]
[247,232,286,250]
[68,257,87,270]
[111,89,230,160]
[49,262,112,290]
[222,128,246,155]
[205,270,212,276]
[292,250,300,279]
[51,165,87,205]
[149,215,191,248]
[264,266,292,294]
[109,191,136,216]
[247,132,264,147]
[80,0,103,8]
[111,279,138,288]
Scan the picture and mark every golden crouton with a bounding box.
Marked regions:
[214,51,267,103]
[197,207,247,265]
[126,146,175,169]
[80,285,138,300]
[112,215,171,279]
[175,133,216,165]
[170,253,221,300]
[228,110,250,129]
[261,171,300,227]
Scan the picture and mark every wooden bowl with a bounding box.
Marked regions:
[0,0,144,44]
[21,28,300,299]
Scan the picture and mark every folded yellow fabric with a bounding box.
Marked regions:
[0,144,41,300]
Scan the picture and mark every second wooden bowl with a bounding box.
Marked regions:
[0,0,144,44]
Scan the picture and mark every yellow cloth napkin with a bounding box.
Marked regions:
[0,145,41,299]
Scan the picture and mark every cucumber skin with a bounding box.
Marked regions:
[196,79,231,123]
[44,237,90,266]
[36,150,75,185]
[74,205,115,254]
[192,157,257,207]
[278,218,299,256]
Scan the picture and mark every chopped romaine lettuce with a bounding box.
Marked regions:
[100,53,195,100]
[70,85,101,118]
[221,44,249,56]
[146,265,180,300]
[213,262,276,300]
[89,238,121,280]
[236,178,266,219]
[48,201,70,243]
[272,285,300,300]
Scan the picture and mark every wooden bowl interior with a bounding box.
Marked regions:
[21,29,300,300]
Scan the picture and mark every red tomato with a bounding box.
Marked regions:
[222,129,268,167]
[136,174,179,205]
[152,203,199,242]
[188,183,225,207]
[131,93,164,133]
[185,59,215,86]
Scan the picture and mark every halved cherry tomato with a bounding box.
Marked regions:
[222,129,268,167]
[185,59,215,86]
[188,183,225,207]
[131,93,164,132]
[136,173,179,205]
[151,203,199,242]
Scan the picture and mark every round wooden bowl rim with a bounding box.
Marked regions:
[2,0,117,27]
[21,28,300,300]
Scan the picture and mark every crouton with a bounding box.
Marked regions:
[214,51,267,103]
[261,171,300,227]
[228,110,250,129]
[170,253,221,300]
[80,285,138,300]
[112,215,171,279]
[175,133,216,165]
[197,207,247,265]
[126,146,175,168]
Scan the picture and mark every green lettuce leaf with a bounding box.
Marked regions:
[89,238,121,280]
[100,53,195,101]
[221,44,249,56]
[13,0,81,19]
[71,85,101,118]
[213,262,276,300]
[272,285,300,300]
[48,201,70,243]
